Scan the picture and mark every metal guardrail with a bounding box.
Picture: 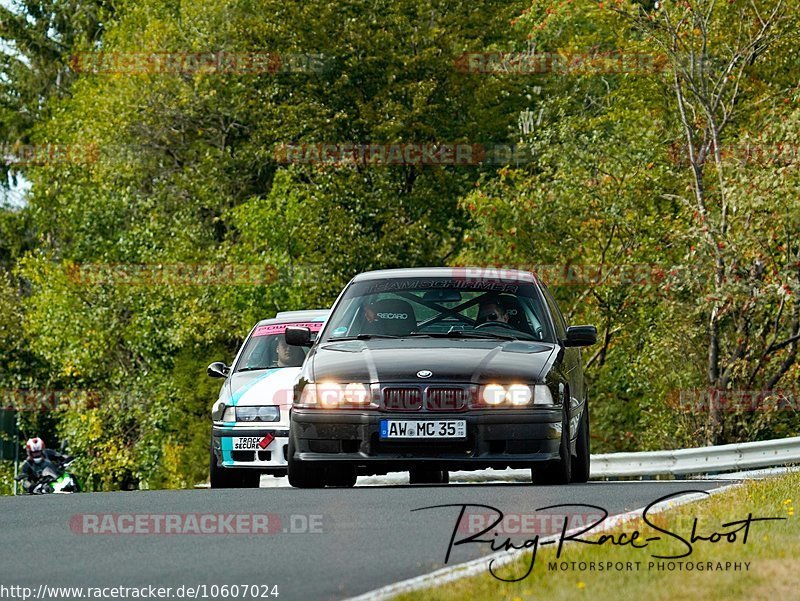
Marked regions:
[590,435,800,478]
[197,436,800,488]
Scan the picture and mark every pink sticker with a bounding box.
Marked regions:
[252,321,324,337]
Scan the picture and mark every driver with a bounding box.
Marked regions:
[276,336,306,367]
[477,296,509,325]
[20,437,68,494]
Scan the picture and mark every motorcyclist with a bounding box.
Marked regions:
[21,437,70,494]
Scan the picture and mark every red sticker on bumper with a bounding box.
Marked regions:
[258,434,275,449]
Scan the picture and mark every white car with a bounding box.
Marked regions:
[208,310,328,488]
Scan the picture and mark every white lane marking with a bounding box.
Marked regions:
[343,481,741,601]
[193,465,779,489]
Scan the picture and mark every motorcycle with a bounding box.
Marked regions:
[16,444,82,494]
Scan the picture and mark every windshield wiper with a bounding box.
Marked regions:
[236,366,274,372]
[405,331,519,341]
[328,334,401,341]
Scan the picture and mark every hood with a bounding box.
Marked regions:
[309,338,558,384]
[226,368,299,408]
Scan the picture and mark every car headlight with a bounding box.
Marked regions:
[532,384,554,406]
[235,406,280,422]
[476,384,553,407]
[218,405,280,422]
[221,405,236,422]
[298,382,373,408]
[482,384,507,405]
[508,384,533,406]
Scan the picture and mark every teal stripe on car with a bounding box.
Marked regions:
[230,368,281,406]
[221,368,281,463]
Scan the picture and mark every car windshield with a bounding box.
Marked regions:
[235,322,322,372]
[321,277,554,343]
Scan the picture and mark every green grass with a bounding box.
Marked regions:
[394,472,800,601]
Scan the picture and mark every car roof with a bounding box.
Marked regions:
[274,309,330,319]
[255,310,329,328]
[351,267,539,284]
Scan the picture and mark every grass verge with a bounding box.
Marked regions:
[394,472,799,601]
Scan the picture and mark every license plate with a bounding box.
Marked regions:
[380,420,466,439]
[232,436,274,450]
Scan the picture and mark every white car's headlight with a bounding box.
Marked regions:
[218,405,281,422]
[221,406,236,422]
[235,406,281,422]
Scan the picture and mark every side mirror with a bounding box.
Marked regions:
[564,325,597,347]
[207,361,230,378]
[285,326,312,347]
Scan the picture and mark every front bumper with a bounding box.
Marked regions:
[290,409,564,472]
[212,424,289,472]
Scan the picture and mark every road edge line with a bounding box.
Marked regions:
[344,481,742,601]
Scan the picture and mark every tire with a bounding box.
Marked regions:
[287,437,326,488]
[532,404,572,485]
[326,466,357,488]
[210,446,260,489]
[571,405,590,484]
[409,467,448,485]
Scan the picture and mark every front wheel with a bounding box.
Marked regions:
[287,437,326,488]
[326,466,357,488]
[210,446,260,488]
[571,405,590,483]
[532,407,572,485]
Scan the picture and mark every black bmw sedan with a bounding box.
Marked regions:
[285,268,597,488]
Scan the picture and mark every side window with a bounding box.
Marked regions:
[540,284,567,339]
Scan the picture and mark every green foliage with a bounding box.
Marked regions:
[0,0,796,490]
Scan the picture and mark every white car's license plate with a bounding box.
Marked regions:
[379,420,466,439]
[232,436,272,450]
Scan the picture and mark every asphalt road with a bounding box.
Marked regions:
[0,480,731,600]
